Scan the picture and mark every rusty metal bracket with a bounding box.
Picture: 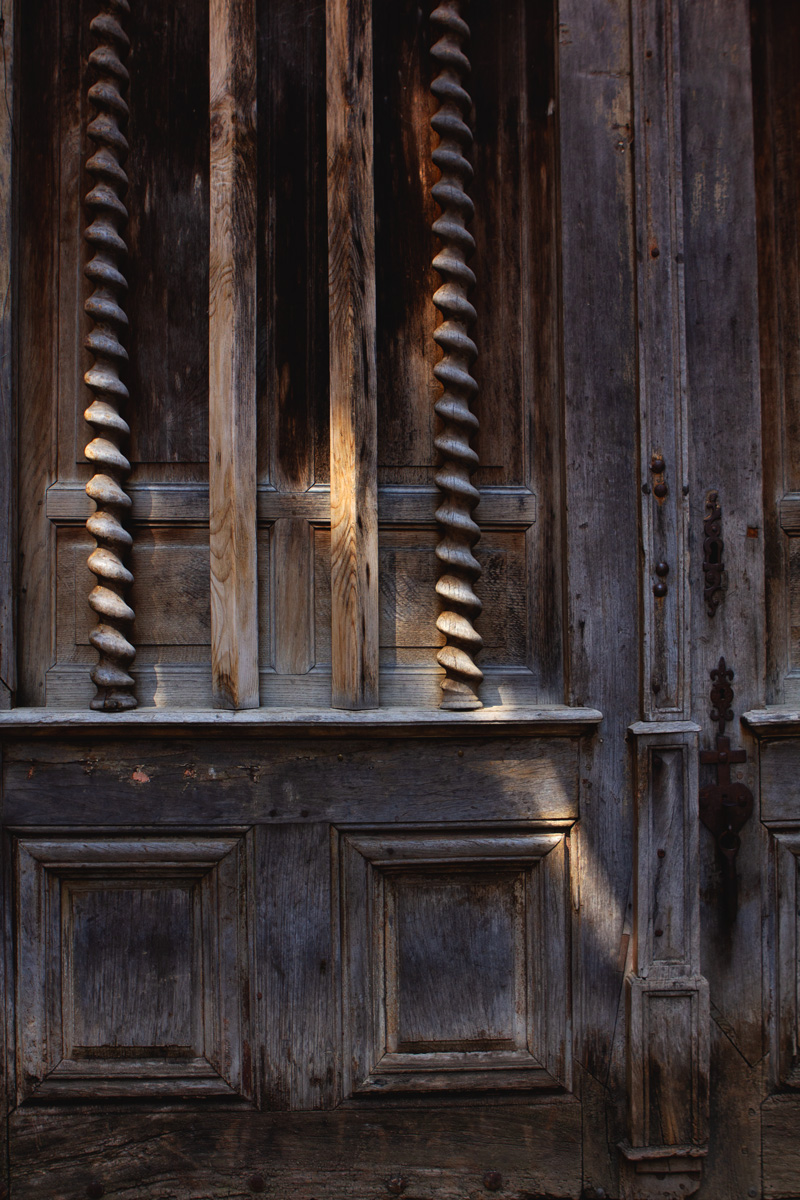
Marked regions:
[702,491,724,617]
[699,657,753,917]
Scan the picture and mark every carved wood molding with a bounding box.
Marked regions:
[82,0,137,711]
[430,0,483,710]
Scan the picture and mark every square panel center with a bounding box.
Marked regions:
[386,870,525,1054]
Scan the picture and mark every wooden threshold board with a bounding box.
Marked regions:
[0,705,602,738]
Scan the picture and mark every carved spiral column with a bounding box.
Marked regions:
[430,0,482,710]
[83,0,137,710]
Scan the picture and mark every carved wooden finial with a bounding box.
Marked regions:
[83,0,137,710]
[430,0,483,710]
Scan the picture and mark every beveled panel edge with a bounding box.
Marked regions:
[742,708,800,734]
[0,705,602,739]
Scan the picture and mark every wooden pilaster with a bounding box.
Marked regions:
[209,0,259,709]
[326,0,379,709]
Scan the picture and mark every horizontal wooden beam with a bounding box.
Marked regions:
[46,484,538,527]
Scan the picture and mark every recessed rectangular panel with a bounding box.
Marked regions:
[377,529,530,667]
[388,871,524,1053]
[67,883,195,1054]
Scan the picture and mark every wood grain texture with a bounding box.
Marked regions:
[753,0,800,704]
[632,0,690,718]
[763,1094,800,1199]
[681,4,767,1195]
[8,1103,582,1199]
[257,0,328,492]
[209,0,259,709]
[682,0,766,1077]
[2,734,581,825]
[0,1,14,706]
[17,0,60,705]
[260,824,335,1109]
[15,834,254,1102]
[326,0,379,709]
[271,519,314,675]
[559,1,638,1188]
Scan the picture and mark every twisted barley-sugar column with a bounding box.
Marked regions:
[430,0,483,710]
[83,0,137,711]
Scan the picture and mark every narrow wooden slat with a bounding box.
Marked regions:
[209,0,258,709]
[326,0,379,709]
[272,519,314,675]
[0,3,14,707]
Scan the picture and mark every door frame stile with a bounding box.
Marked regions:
[623,0,709,1194]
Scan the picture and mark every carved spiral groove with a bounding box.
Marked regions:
[430,0,482,710]
[83,0,136,710]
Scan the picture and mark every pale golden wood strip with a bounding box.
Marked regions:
[0,3,14,706]
[326,0,379,709]
[209,0,259,709]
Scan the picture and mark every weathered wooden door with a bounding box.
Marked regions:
[1,0,797,1197]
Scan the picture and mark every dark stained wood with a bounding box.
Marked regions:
[209,0,259,709]
[257,0,328,492]
[326,0,379,709]
[763,1095,800,1198]
[8,1103,582,1199]
[260,824,335,1109]
[17,0,61,705]
[126,0,210,465]
[681,2,767,1196]
[0,3,14,707]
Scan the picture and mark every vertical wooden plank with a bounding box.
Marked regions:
[326,0,379,709]
[681,2,768,1196]
[559,1,637,1195]
[261,824,336,1110]
[0,2,14,708]
[209,0,259,709]
[632,0,690,718]
[17,0,59,704]
[271,519,314,675]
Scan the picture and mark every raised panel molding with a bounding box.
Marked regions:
[14,834,254,1102]
[336,828,571,1096]
[771,832,800,1086]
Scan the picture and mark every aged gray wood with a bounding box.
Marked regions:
[209,0,259,709]
[8,1103,583,1199]
[260,823,335,1110]
[2,735,582,826]
[681,2,768,1195]
[762,1095,800,1198]
[326,0,379,709]
[15,835,253,1102]
[0,2,14,708]
[632,0,690,718]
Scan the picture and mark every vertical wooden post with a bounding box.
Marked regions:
[0,5,14,709]
[209,0,259,709]
[633,0,690,719]
[326,0,379,709]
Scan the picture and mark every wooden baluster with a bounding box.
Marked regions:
[83,0,137,711]
[430,0,483,709]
